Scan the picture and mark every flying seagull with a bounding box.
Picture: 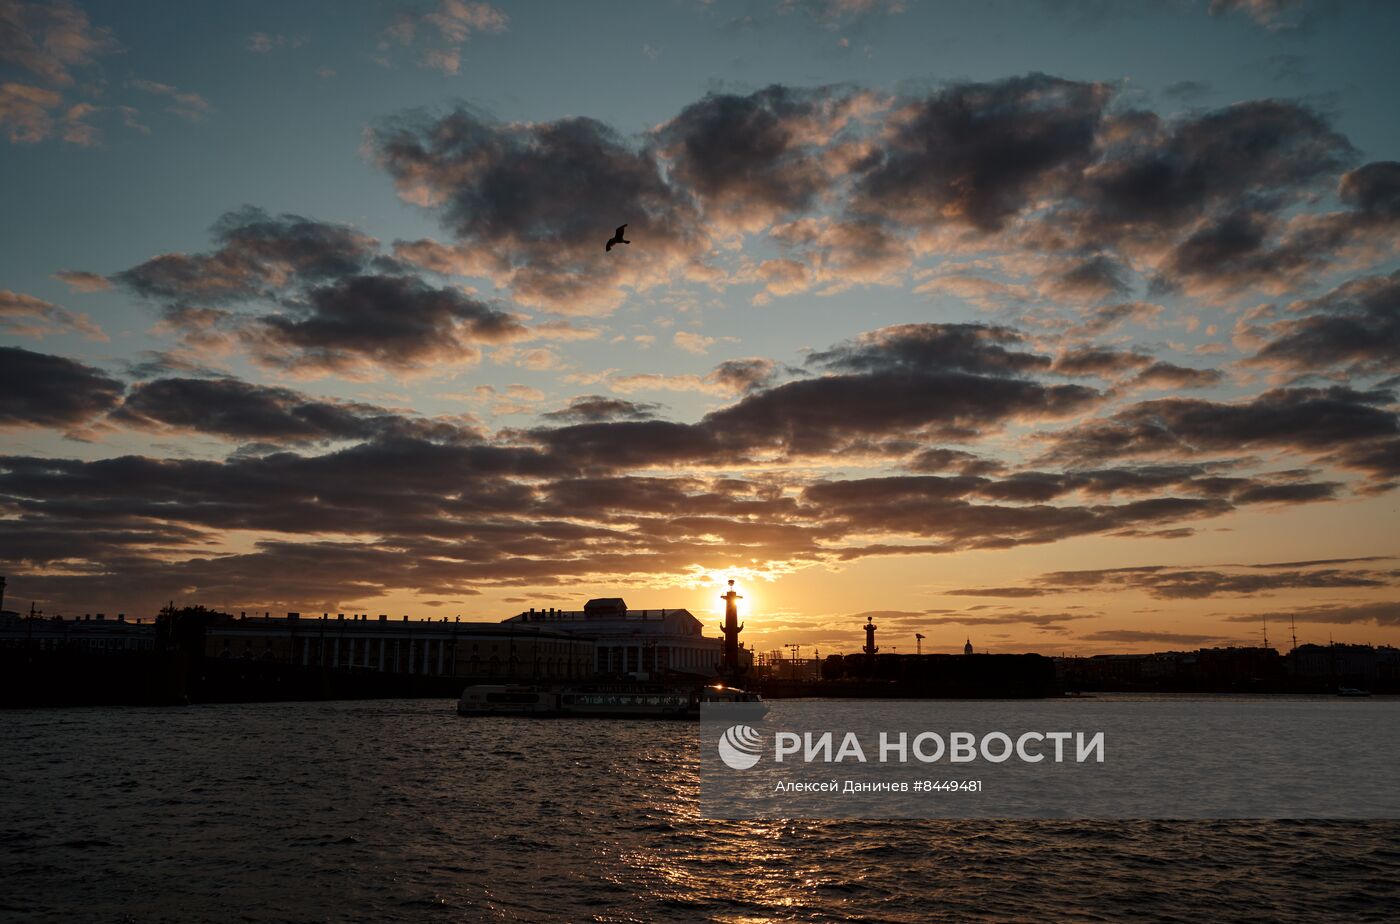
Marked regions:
[605,224,629,252]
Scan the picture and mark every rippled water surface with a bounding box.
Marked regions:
[3,699,1398,922]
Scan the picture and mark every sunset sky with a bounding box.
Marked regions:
[2,0,1398,657]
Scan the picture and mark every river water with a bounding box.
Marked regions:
[2,698,1397,922]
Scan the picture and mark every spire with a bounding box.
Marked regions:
[719,579,744,677]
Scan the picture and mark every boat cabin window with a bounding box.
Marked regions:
[485,692,540,704]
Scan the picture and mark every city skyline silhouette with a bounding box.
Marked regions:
[1,0,1397,659]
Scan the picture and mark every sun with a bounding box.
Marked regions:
[698,570,763,622]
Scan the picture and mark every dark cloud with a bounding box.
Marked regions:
[527,324,1098,471]
[804,475,1233,551]
[952,561,1397,600]
[0,435,828,613]
[707,369,1097,457]
[1152,209,1288,293]
[917,612,1095,629]
[109,208,533,374]
[359,81,1377,311]
[372,107,705,313]
[113,207,382,307]
[1227,602,1400,627]
[1061,99,1354,255]
[1051,347,1151,377]
[1338,160,1400,219]
[945,586,1048,599]
[654,85,862,231]
[4,432,1329,614]
[859,463,1327,510]
[811,322,1052,376]
[851,73,1110,232]
[539,477,801,533]
[1077,629,1238,646]
[1156,159,1400,296]
[1245,556,1395,569]
[1230,481,1338,504]
[905,448,1002,476]
[0,346,123,428]
[1043,385,1399,480]
[541,396,660,423]
[0,439,562,571]
[1043,252,1131,301]
[708,357,781,393]
[0,346,1369,616]
[112,377,478,445]
[11,73,1400,619]
[528,419,728,471]
[1248,269,1400,376]
[1128,361,1225,390]
[1328,437,1400,488]
[0,516,213,568]
[251,273,528,374]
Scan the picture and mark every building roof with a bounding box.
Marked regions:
[504,603,712,640]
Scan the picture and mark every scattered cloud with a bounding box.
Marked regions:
[0,288,105,340]
[52,269,111,292]
[673,330,717,355]
[129,78,212,121]
[109,207,535,377]
[9,65,1400,620]
[0,0,119,144]
[245,32,287,54]
[1208,0,1311,32]
[379,1,508,74]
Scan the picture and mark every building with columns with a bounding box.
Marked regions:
[201,612,594,681]
[503,597,728,678]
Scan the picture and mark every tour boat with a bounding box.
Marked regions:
[456,681,766,719]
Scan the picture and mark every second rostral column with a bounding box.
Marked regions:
[720,579,744,677]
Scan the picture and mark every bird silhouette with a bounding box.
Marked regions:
[605,224,630,252]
